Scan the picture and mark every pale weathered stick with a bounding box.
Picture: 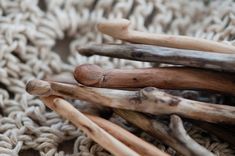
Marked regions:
[97,18,235,53]
[115,110,214,156]
[74,64,235,95]
[169,115,215,156]
[41,96,140,156]
[78,44,235,72]
[86,113,168,156]
[26,80,235,124]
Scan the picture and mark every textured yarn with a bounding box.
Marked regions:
[0,0,235,155]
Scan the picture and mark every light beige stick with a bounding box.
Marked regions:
[86,114,168,156]
[97,19,235,53]
[74,64,235,95]
[42,96,167,156]
[169,115,214,156]
[26,80,235,124]
[41,96,140,156]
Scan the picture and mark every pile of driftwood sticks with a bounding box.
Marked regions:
[26,19,235,156]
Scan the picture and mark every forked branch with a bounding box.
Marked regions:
[115,110,214,156]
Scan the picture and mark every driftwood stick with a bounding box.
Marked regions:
[97,18,235,53]
[74,64,235,95]
[115,110,214,156]
[78,43,235,72]
[26,80,235,124]
[41,96,140,156]
[169,115,215,156]
[86,113,168,156]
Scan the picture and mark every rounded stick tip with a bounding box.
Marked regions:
[53,97,63,105]
[74,64,104,86]
[26,79,51,96]
[97,18,131,39]
[78,44,94,56]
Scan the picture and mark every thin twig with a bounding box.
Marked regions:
[169,115,215,156]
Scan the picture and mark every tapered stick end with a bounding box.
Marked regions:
[97,18,131,39]
[78,44,95,56]
[26,79,51,96]
[74,64,104,86]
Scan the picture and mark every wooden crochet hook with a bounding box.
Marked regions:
[41,96,167,156]
[97,18,235,53]
[41,96,140,156]
[86,113,168,156]
[78,44,235,72]
[26,80,235,124]
[74,64,235,95]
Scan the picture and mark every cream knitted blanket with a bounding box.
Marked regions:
[0,0,235,155]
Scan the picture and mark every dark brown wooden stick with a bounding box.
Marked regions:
[97,18,235,53]
[26,80,235,124]
[115,110,214,156]
[78,44,235,72]
[74,64,235,95]
[41,96,140,156]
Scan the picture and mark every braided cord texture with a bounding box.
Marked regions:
[0,0,235,155]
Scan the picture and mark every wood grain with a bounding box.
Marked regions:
[41,96,140,156]
[86,113,168,156]
[97,18,235,53]
[26,80,235,124]
[74,64,235,95]
[78,43,235,72]
[115,110,214,156]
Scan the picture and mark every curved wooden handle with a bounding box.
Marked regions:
[74,64,235,95]
[97,19,235,53]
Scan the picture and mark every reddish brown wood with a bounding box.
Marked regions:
[74,64,235,95]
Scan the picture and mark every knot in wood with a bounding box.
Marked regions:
[140,87,158,100]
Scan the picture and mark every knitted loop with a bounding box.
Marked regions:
[0,0,235,155]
